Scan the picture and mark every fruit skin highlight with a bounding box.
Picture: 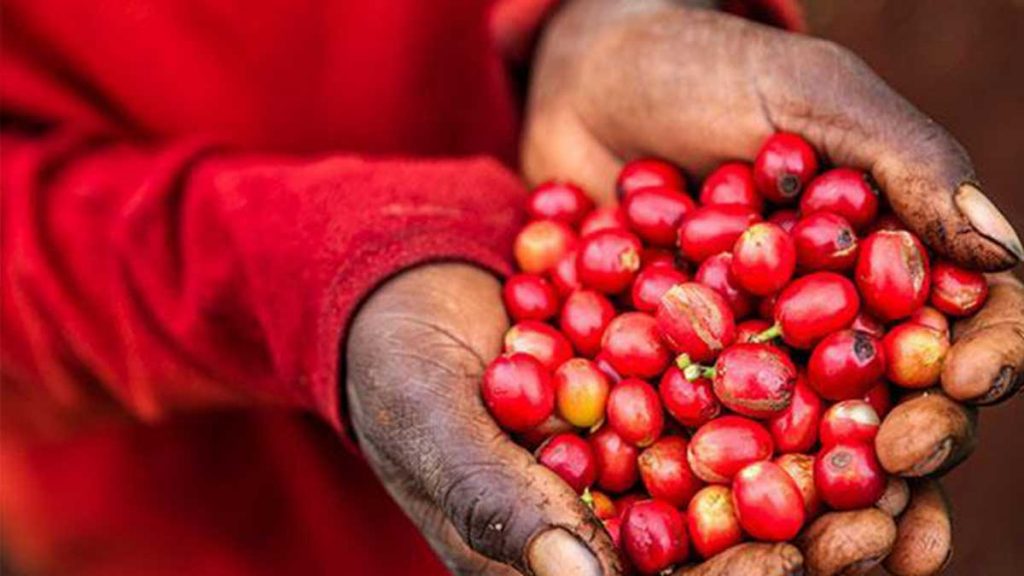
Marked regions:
[624,186,696,247]
[559,290,615,357]
[819,400,880,446]
[503,320,573,371]
[732,461,806,541]
[527,181,594,226]
[617,158,686,198]
[481,353,554,432]
[855,230,931,321]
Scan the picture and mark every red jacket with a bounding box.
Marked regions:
[0,2,800,574]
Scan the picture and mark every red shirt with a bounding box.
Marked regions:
[0,1,800,574]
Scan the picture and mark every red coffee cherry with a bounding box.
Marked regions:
[617,158,686,198]
[707,343,797,419]
[770,272,861,349]
[660,368,720,428]
[687,416,773,484]
[699,161,763,213]
[753,132,819,204]
[638,436,704,507]
[695,252,755,319]
[623,186,696,247]
[819,400,880,447]
[514,219,577,275]
[631,265,688,313]
[580,205,629,236]
[814,442,886,510]
[930,260,989,317]
[516,414,574,450]
[600,312,671,379]
[589,427,639,493]
[882,322,950,389]
[559,290,616,357]
[678,205,762,264]
[908,305,951,338]
[863,382,892,419]
[768,376,824,454]
[621,500,690,574]
[503,320,573,371]
[850,310,885,339]
[502,274,559,321]
[482,353,554,432]
[527,181,594,226]
[792,212,859,272]
[767,209,800,234]
[577,228,643,293]
[855,230,931,321]
[656,283,737,362]
[731,222,797,296]
[537,433,598,494]
[551,249,582,296]
[607,378,665,448]
[736,319,774,344]
[554,358,611,428]
[687,485,743,559]
[732,461,806,541]
[800,168,880,231]
[807,329,886,401]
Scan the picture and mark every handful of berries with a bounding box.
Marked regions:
[482,133,991,574]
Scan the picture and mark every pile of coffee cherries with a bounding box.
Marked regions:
[483,133,989,573]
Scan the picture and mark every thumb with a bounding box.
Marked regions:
[347,263,620,575]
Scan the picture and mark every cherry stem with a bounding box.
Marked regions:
[675,354,693,371]
[682,363,716,381]
[580,488,594,508]
[753,323,783,343]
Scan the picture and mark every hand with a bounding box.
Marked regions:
[521,0,1024,573]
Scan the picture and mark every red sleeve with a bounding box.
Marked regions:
[1,129,527,438]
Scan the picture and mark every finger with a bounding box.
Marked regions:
[884,480,953,576]
[874,391,977,477]
[796,508,897,576]
[672,543,804,576]
[347,263,620,576]
[942,273,1024,405]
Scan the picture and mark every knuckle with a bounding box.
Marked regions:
[439,462,535,561]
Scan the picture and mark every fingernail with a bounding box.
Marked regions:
[528,528,602,576]
[955,184,1024,260]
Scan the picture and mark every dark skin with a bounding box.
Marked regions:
[347,1,1024,574]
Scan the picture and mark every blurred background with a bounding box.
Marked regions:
[808,1,1024,574]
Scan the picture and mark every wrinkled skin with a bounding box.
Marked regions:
[346,1,1024,574]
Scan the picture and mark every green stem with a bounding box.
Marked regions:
[753,323,783,343]
[675,353,693,371]
[580,488,594,509]
[683,363,716,381]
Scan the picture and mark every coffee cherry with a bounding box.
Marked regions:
[807,329,885,401]
[640,247,678,269]
[602,516,623,550]
[908,305,951,338]
[607,378,665,447]
[757,294,778,321]
[656,283,737,362]
[589,427,639,493]
[554,358,611,428]
[863,382,892,419]
[850,310,886,338]
[600,312,671,378]
[814,442,886,510]
[930,260,989,317]
[770,272,861,349]
[617,158,686,198]
[527,181,594,226]
[615,494,646,520]
[695,252,754,318]
[767,209,800,234]
[577,228,643,293]
[585,489,619,520]
[687,416,773,484]
[502,274,559,321]
[678,205,762,264]
[638,436,704,507]
[687,485,743,559]
[503,321,573,371]
[708,343,797,419]
[736,319,773,344]
[800,168,879,231]
[819,400,880,447]
[731,222,797,296]
[882,322,950,389]
[792,211,859,272]
[624,186,696,246]
[775,453,822,517]
[482,353,555,432]
[699,161,763,213]
[631,265,688,313]
[559,290,615,357]
[621,500,689,573]
[660,368,720,428]
[537,433,598,494]
[768,376,824,454]
[732,461,806,541]
[856,230,931,321]
[754,132,818,204]
[580,205,629,236]
[514,219,577,274]
[551,250,582,296]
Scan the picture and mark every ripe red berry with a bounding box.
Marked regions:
[502,274,559,321]
[559,290,616,357]
[514,220,577,275]
[855,230,931,321]
[586,489,619,520]
[687,485,743,559]
[631,265,688,313]
[767,376,824,454]
[504,321,573,371]
[537,433,598,494]
[757,294,777,321]
[814,442,886,510]
[732,461,806,541]
[638,436,704,507]
[589,427,639,493]
[624,186,696,246]
[580,205,629,236]
[800,168,879,231]
[695,252,755,318]
[909,305,951,338]
[621,500,689,574]
[792,212,859,272]
[771,272,861,349]
[775,453,822,517]
[656,283,737,362]
[807,329,885,401]
[866,213,908,234]
[660,368,720,428]
[603,516,623,549]
[687,416,773,484]
[863,382,892,419]
[527,181,594,226]
[617,158,686,198]
[767,209,800,234]
[554,358,611,428]
[882,322,950,389]
[482,353,555,432]
[753,132,818,204]
[600,312,671,378]
[551,250,582,296]
[516,414,574,450]
[699,161,763,213]
[735,319,773,344]
[678,205,762,264]
[819,400,880,447]
[930,260,989,317]
[708,343,797,419]
[607,378,665,448]
[850,310,885,339]
[730,222,797,296]
[577,228,643,293]
[640,247,678,269]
